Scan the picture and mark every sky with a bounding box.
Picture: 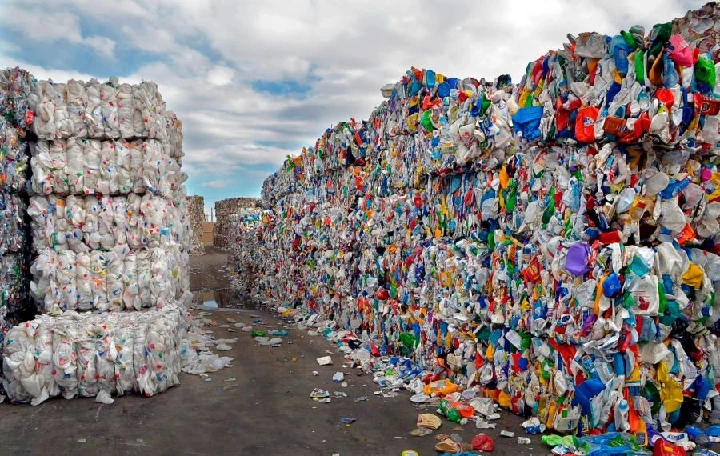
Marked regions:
[0,0,701,215]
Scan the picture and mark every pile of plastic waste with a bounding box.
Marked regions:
[0,67,202,403]
[187,195,206,254]
[245,3,720,446]
[226,207,266,295]
[1,304,186,404]
[0,68,34,341]
[213,197,259,249]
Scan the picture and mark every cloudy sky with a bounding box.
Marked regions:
[0,0,699,213]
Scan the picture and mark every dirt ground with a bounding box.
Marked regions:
[0,248,543,455]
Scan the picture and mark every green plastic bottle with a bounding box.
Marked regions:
[438,399,462,423]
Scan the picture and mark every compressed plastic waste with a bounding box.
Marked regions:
[2,304,186,404]
[235,3,720,442]
[27,194,191,252]
[30,245,191,312]
[213,198,259,249]
[225,207,265,295]
[187,195,205,254]
[29,138,187,197]
[0,67,195,404]
[0,71,33,340]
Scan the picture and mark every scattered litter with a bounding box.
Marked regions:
[332,372,344,382]
[417,414,442,430]
[500,430,515,438]
[95,391,114,405]
[310,388,331,403]
[471,433,495,452]
[316,356,332,366]
[409,428,433,437]
[340,417,356,424]
[410,393,430,403]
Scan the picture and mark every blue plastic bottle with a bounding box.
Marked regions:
[610,35,631,76]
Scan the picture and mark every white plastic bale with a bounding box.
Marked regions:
[137,249,152,307]
[76,328,99,397]
[53,82,73,139]
[66,195,88,253]
[76,252,94,311]
[86,80,103,139]
[116,141,134,194]
[151,248,169,307]
[33,81,56,140]
[131,84,147,138]
[57,250,78,311]
[98,141,115,195]
[66,138,84,193]
[111,196,127,246]
[142,139,164,194]
[49,140,68,194]
[165,110,183,159]
[107,245,126,310]
[65,79,88,138]
[27,195,50,250]
[130,140,145,194]
[127,194,142,249]
[100,83,119,139]
[97,195,115,250]
[0,304,186,403]
[33,250,59,312]
[82,139,101,194]
[123,251,139,310]
[91,250,109,311]
[117,83,134,139]
[52,322,78,399]
[115,321,136,394]
[30,141,53,195]
[82,196,100,248]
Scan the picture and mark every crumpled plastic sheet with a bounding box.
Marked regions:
[30,138,187,197]
[243,5,720,437]
[1,304,187,404]
[181,313,234,375]
[29,78,183,145]
[30,245,192,312]
[27,193,192,253]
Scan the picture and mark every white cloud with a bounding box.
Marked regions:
[83,36,116,60]
[0,5,117,59]
[0,0,702,199]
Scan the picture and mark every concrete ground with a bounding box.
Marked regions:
[0,248,542,455]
